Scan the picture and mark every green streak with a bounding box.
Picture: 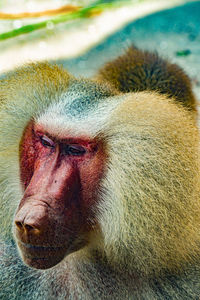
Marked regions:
[0,1,128,41]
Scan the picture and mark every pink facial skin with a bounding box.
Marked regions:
[15,121,105,269]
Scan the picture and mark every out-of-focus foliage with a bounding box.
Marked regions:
[0,0,136,40]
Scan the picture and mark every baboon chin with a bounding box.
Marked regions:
[0,48,199,299]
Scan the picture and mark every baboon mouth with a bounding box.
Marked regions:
[18,241,63,251]
[17,241,67,269]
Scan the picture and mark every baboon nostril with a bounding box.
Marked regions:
[15,221,38,233]
[24,224,35,232]
[15,221,23,230]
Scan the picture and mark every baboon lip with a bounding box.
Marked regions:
[18,240,63,251]
[17,240,68,261]
[17,241,67,269]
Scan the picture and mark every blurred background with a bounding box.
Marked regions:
[0,0,199,99]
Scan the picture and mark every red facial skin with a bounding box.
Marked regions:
[15,121,105,270]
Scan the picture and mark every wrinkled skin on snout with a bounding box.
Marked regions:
[14,122,105,269]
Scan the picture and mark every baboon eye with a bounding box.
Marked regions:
[63,145,86,156]
[40,136,55,148]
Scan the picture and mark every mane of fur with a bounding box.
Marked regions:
[97,92,200,276]
[0,63,200,299]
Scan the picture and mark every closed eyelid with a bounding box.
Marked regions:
[40,135,55,147]
[61,144,86,156]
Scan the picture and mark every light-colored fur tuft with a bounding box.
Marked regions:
[97,92,200,277]
[0,64,200,299]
